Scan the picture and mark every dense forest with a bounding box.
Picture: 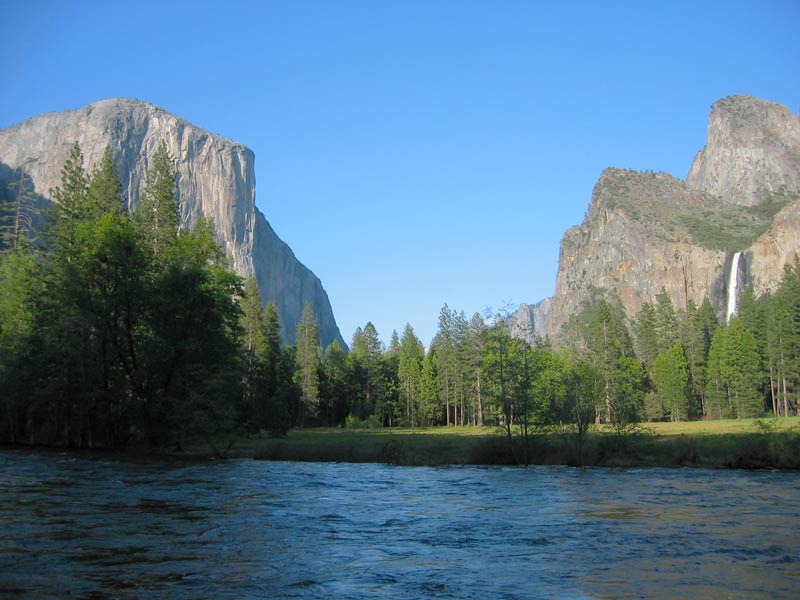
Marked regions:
[1,144,799,452]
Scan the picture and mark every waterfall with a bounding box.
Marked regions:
[726,251,742,323]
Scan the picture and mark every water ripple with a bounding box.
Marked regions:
[1,450,799,598]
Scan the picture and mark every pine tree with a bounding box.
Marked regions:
[239,278,266,432]
[677,298,717,418]
[86,146,124,219]
[1,169,38,251]
[654,289,679,350]
[706,319,764,419]
[349,322,384,420]
[50,142,89,255]
[586,299,638,423]
[419,354,439,425]
[398,323,424,426]
[636,301,659,366]
[483,311,515,434]
[135,140,179,257]
[434,304,455,425]
[260,301,294,435]
[295,301,321,426]
[467,313,486,426]
[320,340,350,425]
[653,342,691,421]
[768,258,800,416]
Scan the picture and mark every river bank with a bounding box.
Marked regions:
[207,418,800,469]
[5,418,798,469]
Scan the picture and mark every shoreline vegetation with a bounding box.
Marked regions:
[185,417,800,469]
[3,142,800,465]
[3,418,798,470]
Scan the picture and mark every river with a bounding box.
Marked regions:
[1,450,798,598]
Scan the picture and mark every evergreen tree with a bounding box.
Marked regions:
[50,142,89,255]
[653,289,679,350]
[418,354,439,425]
[135,140,179,257]
[483,310,516,434]
[1,145,248,451]
[398,323,424,426]
[767,258,800,416]
[653,342,691,421]
[586,299,639,423]
[467,313,486,426]
[320,340,350,425]
[295,301,321,426]
[239,278,266,432]
[677,298,718,419]
[706,319,764,419]
[349,322,384,420]
[1,169,38,251]
[260,301,295,435]
[86,146,124,219]
[636,301,660,366]
[434,304,456,425]
[381,330,401,426]
[0,247,37,443]
[452,310,471,426]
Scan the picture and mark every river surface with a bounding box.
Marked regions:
[1,450,798,599]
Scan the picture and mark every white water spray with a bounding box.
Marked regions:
[726,251,742,323]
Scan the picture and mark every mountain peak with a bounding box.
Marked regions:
[0,99,344,349]
[687,95,800,206]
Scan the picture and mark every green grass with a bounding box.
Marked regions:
[193,418,800,469]
[644,417,800,435]
[221,426,496,466]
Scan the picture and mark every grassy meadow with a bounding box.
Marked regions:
[202,417,800,469]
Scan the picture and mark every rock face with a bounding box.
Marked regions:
[0,98,345,348]
[687,95,800,206]
[747,201,800,295]
[542,95,800,344]
[508,298,551,344]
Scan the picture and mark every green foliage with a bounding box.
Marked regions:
[320,340,350,426]
[673,195,792,252]
[86,146,124,219]
[706,319,765,419]
[258,301,297,436]
[0,142,249,451]
[6,143,800,456]
[295,301,321,426]
[397,323,424,426]
[653,342,691,421]
[50,142,89,256]
[344,414,383,429]
[584,299,643,424]
[0,169,39,251]
[134,140,179,258]
[348,322,385,420]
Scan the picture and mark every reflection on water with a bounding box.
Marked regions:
[1,450,798,598]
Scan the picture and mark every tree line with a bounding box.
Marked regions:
[1,143,798,452]
[0,143,322,450]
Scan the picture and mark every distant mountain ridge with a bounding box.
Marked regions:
[0,98,345,348]
[514,95,800,343]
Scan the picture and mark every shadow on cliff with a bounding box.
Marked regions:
[0,161,52,249]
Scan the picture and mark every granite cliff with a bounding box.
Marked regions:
[508,298,551,344]
[687,95,800,206]
[0,98,344,348]
[537,95,800,344]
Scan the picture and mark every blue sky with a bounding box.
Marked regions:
[2,1,798,346]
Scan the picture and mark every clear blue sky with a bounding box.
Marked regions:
[2,1,798,346]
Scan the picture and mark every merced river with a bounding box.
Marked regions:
[1,450,798,598]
